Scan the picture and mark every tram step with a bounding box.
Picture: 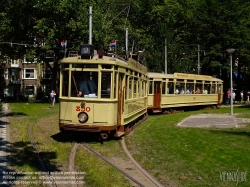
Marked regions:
[115,131,125,138]
[152,109,162,113]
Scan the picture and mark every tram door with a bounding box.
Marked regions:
[117,73,124,126]
[153,81,161,108]
[218,84,221,105]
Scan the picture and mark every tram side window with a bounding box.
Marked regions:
[75,71,98,97]
[175,81,185,94]
[101,72,111,98]
[167,82,174,94]
[149,81,153,94]
[162,82,166,94]
[138,80,141,97]
[114,73,117,99]
[125,75,128,99]
[129,77,133,98]
[62,71,69,97]
[195,82,202,94]
[134,78,138,98]
[186,81,194,94]
[141,81,145,97]
[212,83,216,94]
[217,84,222,93]
[204,82,210,94]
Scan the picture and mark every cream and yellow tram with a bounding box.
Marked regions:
[59,45,148,139]
[147,72,223,113]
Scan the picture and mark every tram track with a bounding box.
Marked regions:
[75,139,164,187]
[28,114,163,187]
[28,115,81,187]
[28,117,57,187]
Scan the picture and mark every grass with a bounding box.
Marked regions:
[126,106,250,187]
[7,102,133,187]
[75,148,133,187]
[7,102,60,186]
[6,103,250,187]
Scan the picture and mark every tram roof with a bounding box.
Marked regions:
[60,53,148,74]
[148,72,223,82]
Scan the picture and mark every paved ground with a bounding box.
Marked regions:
[0,103,10,185]
[177,113,250,128]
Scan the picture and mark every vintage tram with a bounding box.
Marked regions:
[59,45,148,140]
[147,72,223,113]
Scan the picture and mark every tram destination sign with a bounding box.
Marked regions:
[174,73,212,80]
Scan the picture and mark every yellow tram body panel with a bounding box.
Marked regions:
[123,97,147,124]
[59,100,117,125]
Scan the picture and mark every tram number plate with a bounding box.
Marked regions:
[76,106,91,112]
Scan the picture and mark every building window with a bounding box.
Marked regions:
[4,69,8,80]
[25,85,35,96]
[23,69,36,79]
[42,69,52,79]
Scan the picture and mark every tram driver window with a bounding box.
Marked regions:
[75,71,98,97]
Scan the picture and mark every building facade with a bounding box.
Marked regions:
[0,51,56,102]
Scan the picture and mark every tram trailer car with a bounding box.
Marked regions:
[59,45,148,140]
[147,72,223,113]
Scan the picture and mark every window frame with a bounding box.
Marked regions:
[23,68,37,79]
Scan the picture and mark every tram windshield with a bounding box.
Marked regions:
[62,70,114,99]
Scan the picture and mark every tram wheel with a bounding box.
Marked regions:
[100,133,108,140]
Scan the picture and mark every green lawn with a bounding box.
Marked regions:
[6,102,132,187]
[126,106,250,187]
[5,102,250,187]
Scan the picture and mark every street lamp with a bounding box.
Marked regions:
[226,48,235,115]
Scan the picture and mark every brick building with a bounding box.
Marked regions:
[0,51,57,102]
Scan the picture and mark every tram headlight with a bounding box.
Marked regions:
[78,112,88,123]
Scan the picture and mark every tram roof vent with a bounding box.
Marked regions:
[80,44,94,59]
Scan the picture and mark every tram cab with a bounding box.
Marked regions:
[59,45,148,139]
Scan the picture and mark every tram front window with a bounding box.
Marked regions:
[71,71,98,97]
[62,71,69,97]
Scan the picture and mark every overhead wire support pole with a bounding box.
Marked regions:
[226,48,235,115]
[165,38,167,74]
[89,6,92,45]
[198,44,200,75]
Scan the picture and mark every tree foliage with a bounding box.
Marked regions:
[1,0,250,90]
